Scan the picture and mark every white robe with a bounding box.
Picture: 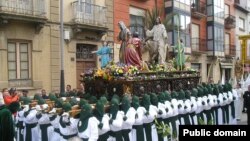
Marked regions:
[59,116,79,141]
[190,97,198,125]
[23,109,40,141]
[142,105,158,141]
[122,107,136,141]
[131,107,145,141]
[171,99,180,139]
[78,117,99,141]
[233,89,243,120]
[98,114,110,136]
[108,111,124,141]
[37,113,54,141]
[49,114,61,141]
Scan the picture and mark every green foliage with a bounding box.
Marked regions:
[154,118,172,138]
[198,117,205,125]
[207,119,214,125]
[144,7,179,31]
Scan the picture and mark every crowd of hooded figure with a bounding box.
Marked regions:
[5,82,240,141]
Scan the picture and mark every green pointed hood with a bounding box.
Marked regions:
[100,96,108,105]
[141,94,151,111]
[34,94,42,101]
[226,82,232,92]
[185,90,191,99]
[55,99,64,108]
[164,91,172,101]
[110,98,119,119]
[38,98,46,105]
[203,87,209,96]
[79,99,88,107]
[213,85,220,96]
[121,96,130,114]
[171,91,178,99]
[20,96,31,105]
[88,96,97,104]
[62,102,72,112]
[150,93,158,106]
[197,87,204,97]
[132,95,140,110]
[49,94,57,101]
[78,103,92,132]
[69,97,78,106]
[191,88,198,97]
[93,100,104,121]
[112,94,120,102]
[207,85,213,94]
[178,90,185,100]
[218,85,224,93]
[158,92,166,103]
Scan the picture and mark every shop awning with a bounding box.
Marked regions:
[220,62,233,69]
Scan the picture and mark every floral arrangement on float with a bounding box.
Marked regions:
[81,60,199,82]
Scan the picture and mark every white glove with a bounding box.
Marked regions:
[42,104,49,110]
[36,105,42,111]
[61,97,66,101]
[49,108,56,114]
[62,115,70,123]
[23,105,29,112]
[76,98,80,102]
[62,112,69,117]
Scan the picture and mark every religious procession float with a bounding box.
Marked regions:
[8,14,241,141]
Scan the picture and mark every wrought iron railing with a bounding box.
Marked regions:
[225,14,236,29]
[72,1,107,27]
[224,44,236,56]
[191,38,206,52]
[0,0,46,17]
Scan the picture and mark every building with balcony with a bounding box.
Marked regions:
[165,0,236,84]
[234,0,250,79]
[0,0,114,93]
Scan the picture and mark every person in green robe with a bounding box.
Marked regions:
[93,100,110,141]
[0,102,15,141]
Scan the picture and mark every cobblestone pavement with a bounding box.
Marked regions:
[237,113,247,125]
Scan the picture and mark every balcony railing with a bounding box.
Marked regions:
[234,0,250,13]
[191,38,206,53]
[72,1,107,27]
[191,0,206,19]
[225,14,236,29]
[224,44,236,57]
[0,0,46,18]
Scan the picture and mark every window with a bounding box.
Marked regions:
[191,63,201,72]
[76,44,96,60]
[239,17,245,31]
[173,14,191,47]
[130,15,145,39]
[207,0,224,20]
[129,7,145,39]
[214,26,224,51]
[7,41,31,80]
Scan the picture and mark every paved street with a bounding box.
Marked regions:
[237,113,248,125]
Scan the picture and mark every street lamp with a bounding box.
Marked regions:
[60,0,65,95]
